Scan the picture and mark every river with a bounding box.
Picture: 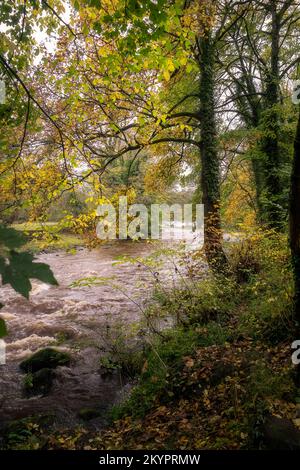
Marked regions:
[0,240,189,429]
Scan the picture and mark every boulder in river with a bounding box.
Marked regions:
[19,348,70,373]
[23,368,55,397]
[78,408,103,421]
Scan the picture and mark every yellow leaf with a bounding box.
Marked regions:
[163,70,170,81]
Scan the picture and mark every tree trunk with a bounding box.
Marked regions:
[198,33,228,273]
[260,0,283,228]
[289,106,300,322]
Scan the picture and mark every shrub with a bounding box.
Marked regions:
[228,238,261,283]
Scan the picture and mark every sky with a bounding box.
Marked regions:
[34,1,71,63]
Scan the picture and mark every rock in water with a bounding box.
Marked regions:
[19,348,70,373]
[78,408,102,421]
[23,368,55,397]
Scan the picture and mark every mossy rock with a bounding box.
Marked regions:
[23,368,55,397]
[78,408,102,421]
[20,348,70,373]
[263,415,300,450]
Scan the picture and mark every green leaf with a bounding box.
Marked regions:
[0,225,27,249]
[1,251,58,299]
[29,262,58,285]
[0,317,7,338]
[89,0,101,7]
[2,264,32,298]
[0,255,5,274]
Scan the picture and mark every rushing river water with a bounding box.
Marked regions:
[0,240,185,429]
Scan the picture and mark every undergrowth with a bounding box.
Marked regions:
[103,230,298,449]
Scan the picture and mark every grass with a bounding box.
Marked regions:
[11,222,84,253]
[23,233,83,253]
[11,222,59,232]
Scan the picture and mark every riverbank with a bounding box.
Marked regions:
[11,223,83,253]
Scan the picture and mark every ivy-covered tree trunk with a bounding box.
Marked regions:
[198,33,228,272]
[289,106,300,321]
[260,0,283,228]
[235,78,265,222]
